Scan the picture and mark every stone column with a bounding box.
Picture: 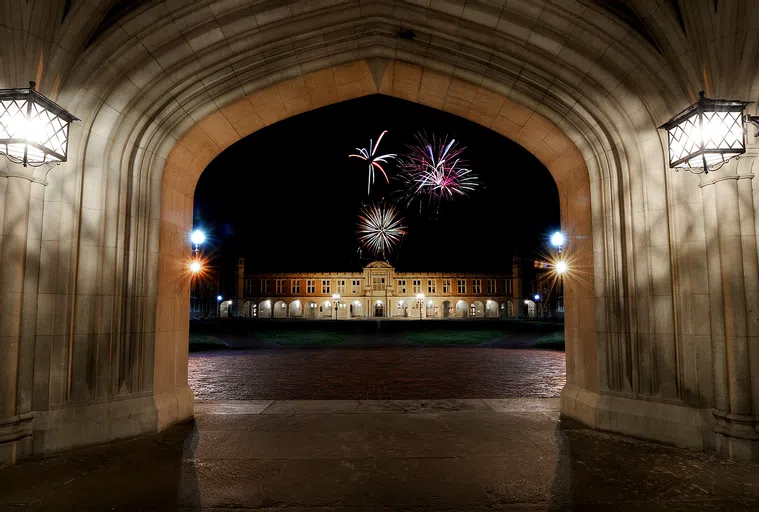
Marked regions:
[701,154,759,460]
[0,173,43,465]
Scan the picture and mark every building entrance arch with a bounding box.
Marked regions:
[374,301,385,318]
[441,301,452,319]
[7,0,756,465]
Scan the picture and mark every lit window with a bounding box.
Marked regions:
[398,279,406,293]
[372,277,386,291]
[337,279,346,294]
[457,279,466,294]
[275,279,284,294]
[291,280,300,294]
[322,280,330,294]
[442,279,451,294]
[352,279,362,294]
[427,280,436,294]
[473,279,481,294]
[307,280,315,294]
[412,279,421,294]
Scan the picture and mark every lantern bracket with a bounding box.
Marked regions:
[745,115,759,137]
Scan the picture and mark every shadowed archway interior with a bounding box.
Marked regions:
[3,0,759,466]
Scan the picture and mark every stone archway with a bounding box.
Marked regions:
[441,300,452,319]
[485,300,498,318]
[373,300,386,318]
[288,300,303,318]
[258,301,272,319]
[273,301,287,319]
[455,300,469,318]
[5,0,758,465]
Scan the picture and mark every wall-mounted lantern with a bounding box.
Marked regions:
[659,91,759,174]
[0,81,79,167]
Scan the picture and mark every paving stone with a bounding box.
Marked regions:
[194,399,273,414]
[485,397,561,412]
[195,411,450,433]
[1,404,758,509]
[188,347,566,400]
[262,399,360,414]
[356,398,491,413]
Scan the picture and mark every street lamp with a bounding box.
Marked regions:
[659,91,759,174]
[332,293,340,320]
[190,229,205,255]
[550,231,565,251]
[189,261,201,273]
[0,81,79,167]
[416,293,425,320]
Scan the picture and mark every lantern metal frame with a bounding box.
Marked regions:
[659,91,758,174]
[0,81,79,167]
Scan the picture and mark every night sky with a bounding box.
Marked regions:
[194,94,559,291]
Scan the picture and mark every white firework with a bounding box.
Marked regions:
[357,202,407,258]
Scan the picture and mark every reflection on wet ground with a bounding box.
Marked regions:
[188,347,566,400]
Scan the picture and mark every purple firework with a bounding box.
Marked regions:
[398,133,478,212]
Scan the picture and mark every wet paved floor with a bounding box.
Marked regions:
[2,398,758,510]
[188,347,566,400]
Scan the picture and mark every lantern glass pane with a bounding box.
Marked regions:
[666,109,746,170]
[667,112,700,167]
[0,94,71,166]
[701,110,744,152]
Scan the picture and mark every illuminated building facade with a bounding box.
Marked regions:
[232,258,526,319]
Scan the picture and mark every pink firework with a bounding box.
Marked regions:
[349,130,397,194]
[398,133,478,211]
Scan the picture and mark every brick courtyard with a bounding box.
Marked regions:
[188,347,566,400]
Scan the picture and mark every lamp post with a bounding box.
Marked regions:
[189,230,205,316]
[0,81,80,167]
[551,231,566,317]
[659,91,759,174]
[332,293,340,320]
[550,231,564,253]
[416,293,425,320]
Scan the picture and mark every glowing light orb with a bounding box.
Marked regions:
[555,260,568,274]
[191,229,206,245]
[216,295,222,301]
[550,231,565,247]
[189,261,201,273]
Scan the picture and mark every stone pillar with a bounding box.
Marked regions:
[0,173,43,465]
[701,155,759,460]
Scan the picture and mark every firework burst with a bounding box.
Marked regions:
[357,202,407,259]
[398,133,478,213]
[349,130,397,195]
